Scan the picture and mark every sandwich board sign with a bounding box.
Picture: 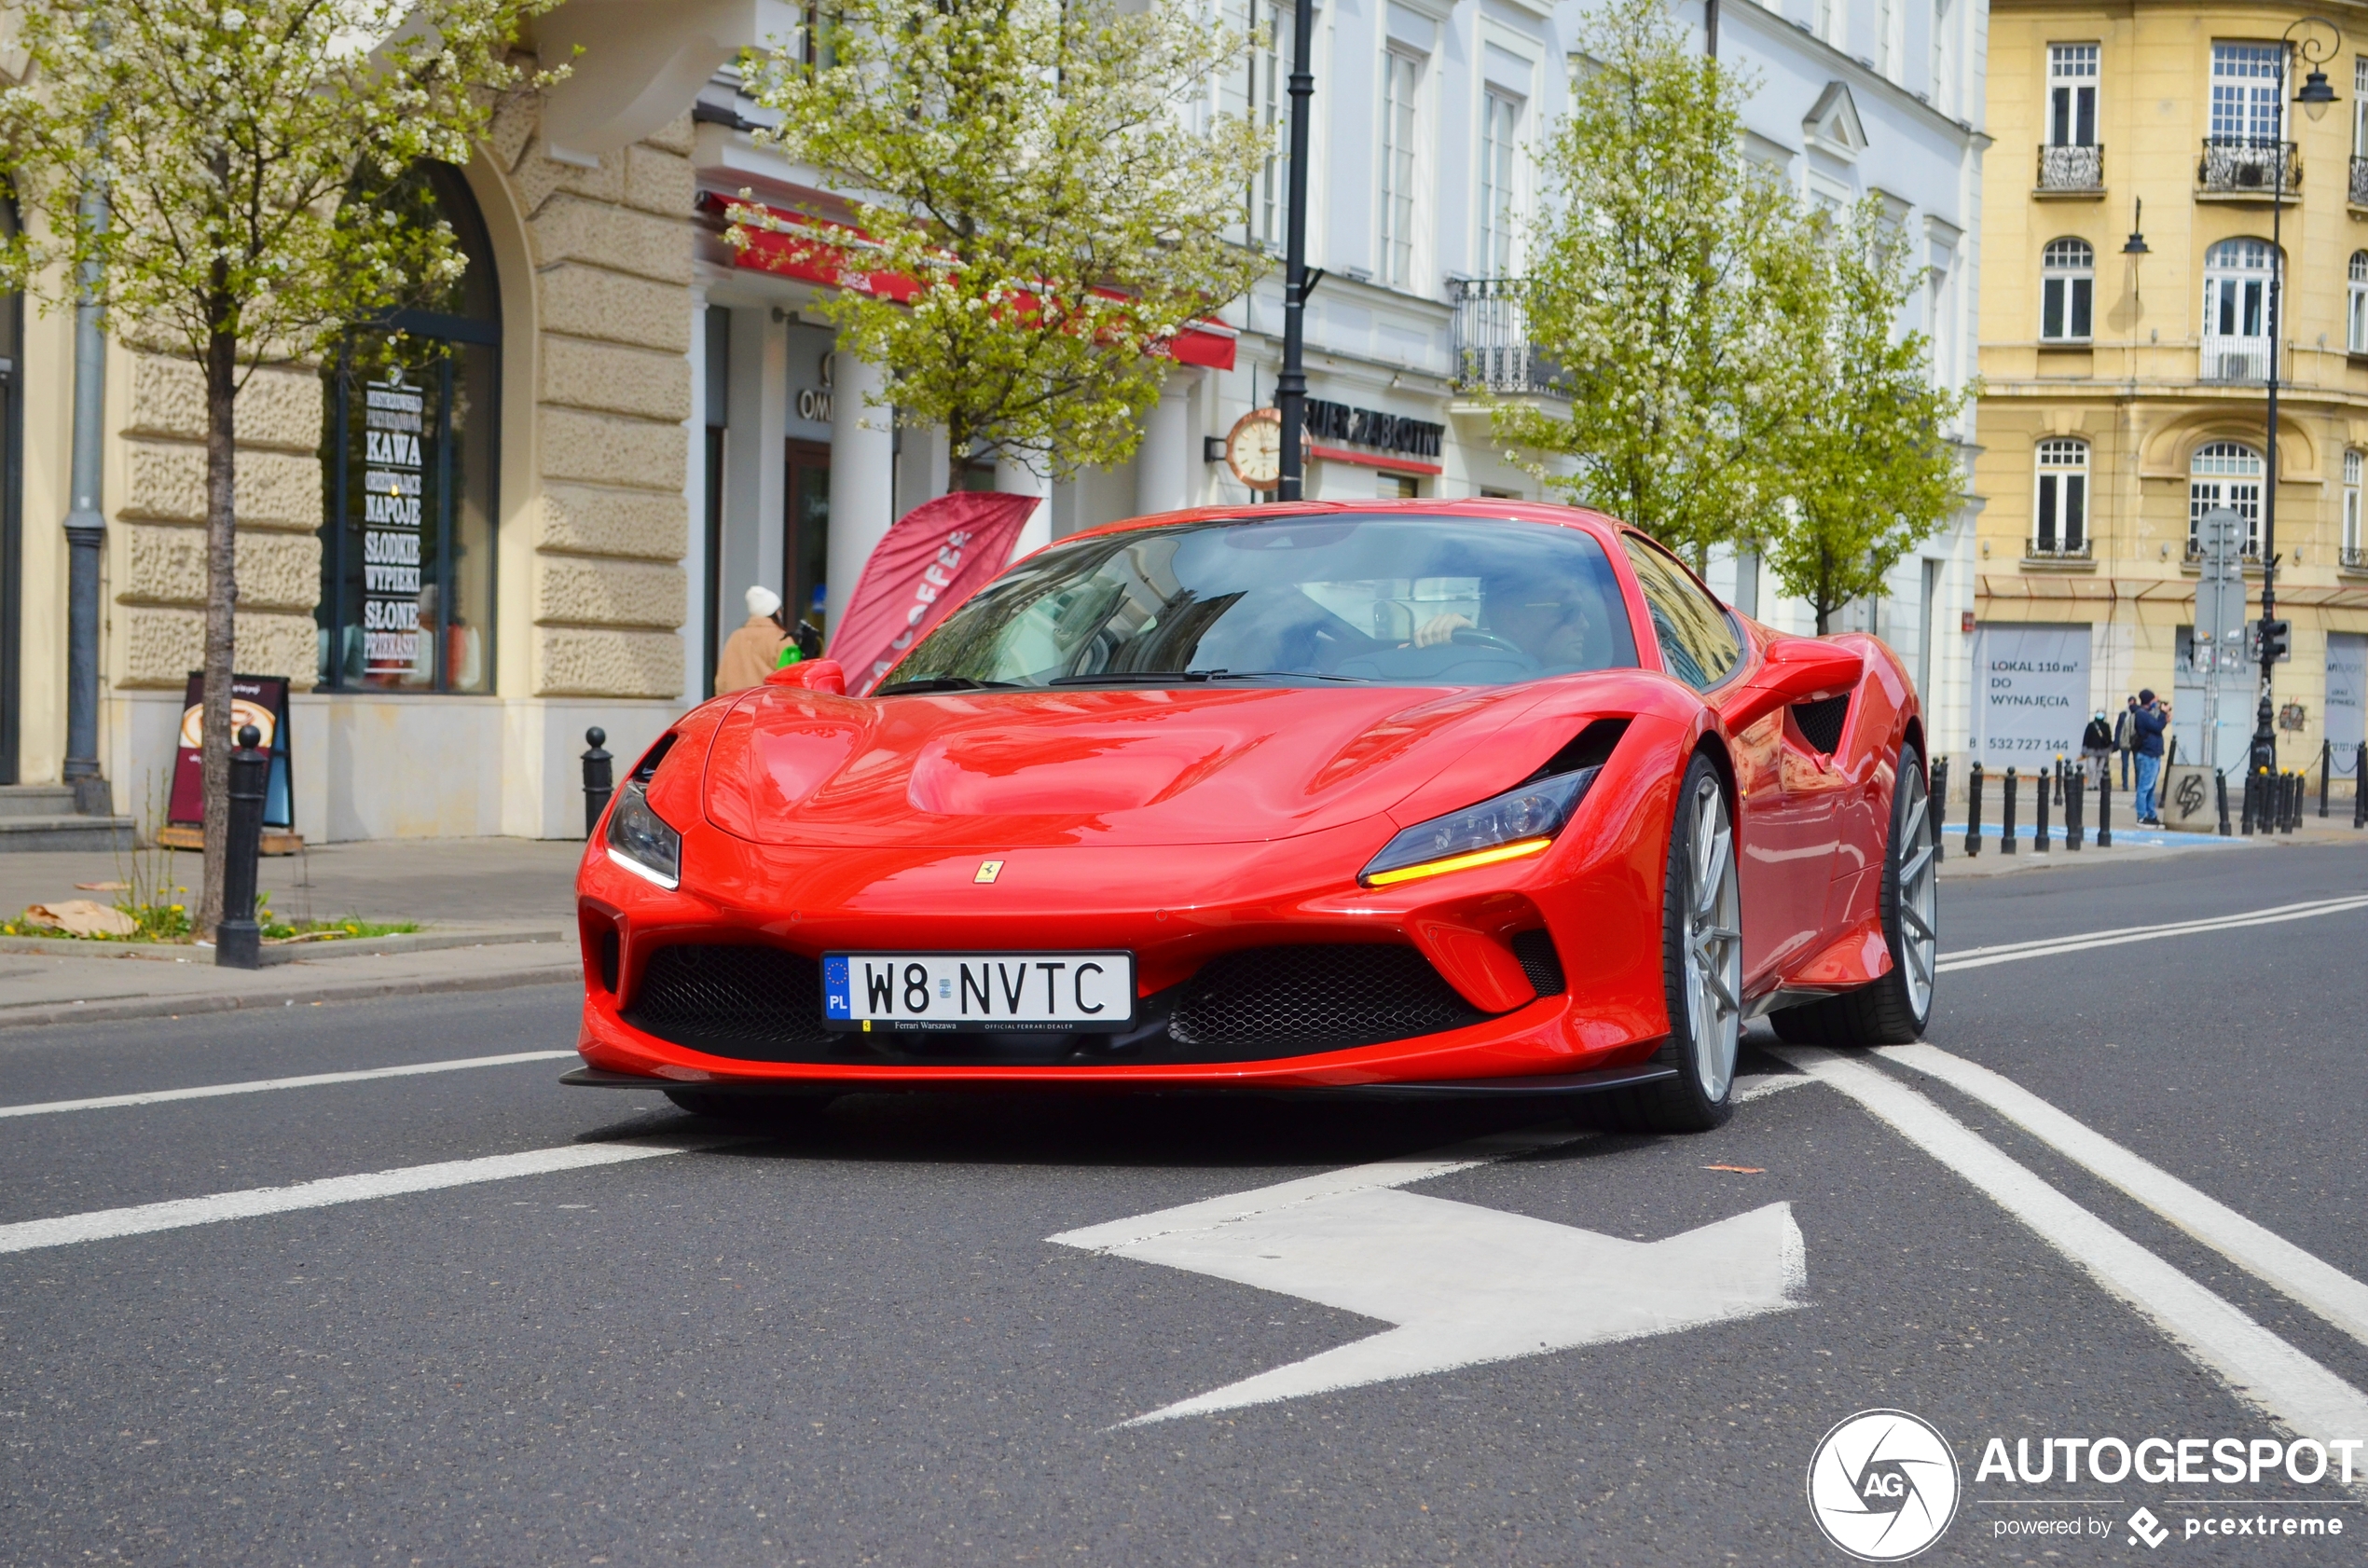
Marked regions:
[165,673,294,833]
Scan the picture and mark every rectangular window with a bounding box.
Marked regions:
[2347,451,2363,554]
[2034,471,2086,553]
[1247,1,1290,250]
[1379,50,1421,288]
[1878,0,1900,76]
[2211,42,2284,142]
[1931,0,1953,114]
[1479,90,1520,277]
[2357,57,2368,157]
[2041,275,2092,339]
[2048,44,2099,145]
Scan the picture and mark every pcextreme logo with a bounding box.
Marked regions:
[1808,1410,1963,1561]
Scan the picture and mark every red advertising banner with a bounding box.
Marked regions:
[167,673,294,829]
[828,492,1041,696]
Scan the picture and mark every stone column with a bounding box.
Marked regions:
[680,287,709,703]
[997,453,1052,558]
[826,351,895,639]
[1136,370,1200,516]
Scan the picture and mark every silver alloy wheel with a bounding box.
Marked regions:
[1893,760,1939,1018]
[1682,776,1743,1102]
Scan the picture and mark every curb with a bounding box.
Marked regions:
[0,960,583,1031]
[0,925,567,967]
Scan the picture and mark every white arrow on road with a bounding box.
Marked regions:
[1052,1129,1807,1425]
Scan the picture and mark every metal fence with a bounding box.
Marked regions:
[2036,143,2104,192]
[2198,137,2299,194]
[1451,278,1562,395]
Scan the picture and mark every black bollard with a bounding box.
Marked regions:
[216,723,268,970]
[2356,743,2367,829]
[2241,769,2260,835]
[583,727,614,839]
[2321,740,2333,819]
[2216,769,2232,836]
[2289,770,2304,833]
[2002,767,2019,853]
[2034,762,2052,851]
[2066,763,2086,849]
[2097,767,2113,847]
[1932,759,1949,863]
[1964,762,1984,856]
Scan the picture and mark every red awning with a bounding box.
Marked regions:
[709,195,1237,372]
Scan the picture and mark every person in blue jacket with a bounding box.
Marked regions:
[2131,688,2170,825]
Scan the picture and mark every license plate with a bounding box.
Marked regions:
[822,953,1136,1032]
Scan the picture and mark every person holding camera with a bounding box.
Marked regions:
[2131,689,2170,826]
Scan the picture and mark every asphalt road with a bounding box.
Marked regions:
[4,842,2367,1565]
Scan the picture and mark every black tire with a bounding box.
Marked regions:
[664,1087,840,1125]
[1599,753,1740,1134]
[1769,742,1937,1047]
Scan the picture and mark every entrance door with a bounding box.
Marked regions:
[786,440,831,637]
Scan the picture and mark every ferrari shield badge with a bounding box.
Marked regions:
[974,860,1004,884]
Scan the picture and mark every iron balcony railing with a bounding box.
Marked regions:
[1451,278,1563,394]
[2198,136,2300,194]
[2199,334,2273,383]
[2353,156,2368,206]
[2343,544,2368,571]
[2036,143,2104,192]
[2026,538,2092,561]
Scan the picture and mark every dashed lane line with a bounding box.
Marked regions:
[0,1050,580,1119]
[1883,1041,2368,1353]
[1773,1045,2368,1444]
[0,1137,722,1256]
[1935,894,2368,974]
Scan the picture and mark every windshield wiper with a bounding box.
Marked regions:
[1047,668,1368,686]
[874,676,1023,695]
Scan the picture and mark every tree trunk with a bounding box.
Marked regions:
[196,315,239,939]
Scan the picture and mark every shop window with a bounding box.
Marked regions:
[316,163,500,694]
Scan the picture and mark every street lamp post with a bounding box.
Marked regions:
[1273,0,1315,502]
[2255,18,2341,781]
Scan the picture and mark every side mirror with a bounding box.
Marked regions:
[1719,638,1862,735]
[764,658,847,695]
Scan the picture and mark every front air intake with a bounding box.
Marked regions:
[1167,944,1490,1052]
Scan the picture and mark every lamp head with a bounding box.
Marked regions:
[2298,65,2337,120]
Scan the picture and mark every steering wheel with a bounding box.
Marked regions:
[1449,626,1527,655]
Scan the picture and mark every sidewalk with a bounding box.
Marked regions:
[0,836,586,1030]
[1936,814,2364,880]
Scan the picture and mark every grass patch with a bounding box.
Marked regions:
[3,893,418,944]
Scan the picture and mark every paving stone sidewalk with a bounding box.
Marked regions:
[0,836,585,1030]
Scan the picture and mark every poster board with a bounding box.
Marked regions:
[166,673,293,830]
[1970,622,2091,767]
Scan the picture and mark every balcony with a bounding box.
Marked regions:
[2199,334,2272,383]
[2025,539,2092,562]
[2198,137,2299,196]
[2343,545,2368,571]
[2035,143,2104,193]
[1451,278,1562,395]
[2352,156,2368,207]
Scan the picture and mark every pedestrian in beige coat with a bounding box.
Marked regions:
[714,585,793,694]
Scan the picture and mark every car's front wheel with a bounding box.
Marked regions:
[1771,742,1937,1046]
[1603,752,1741,1133]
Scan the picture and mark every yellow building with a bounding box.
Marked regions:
[1978,1,2368,789]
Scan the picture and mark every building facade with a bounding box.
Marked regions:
[0,0,1987,842]
[1976,0,2368,783]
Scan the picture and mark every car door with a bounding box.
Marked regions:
[1618,538,1823,984]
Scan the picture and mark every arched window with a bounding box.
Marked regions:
[2188,440,2264,557]
[2033,438,2089,557]
[317,162,501,694]
[2040,238,2094,341]
[2202,238,2276,380]
[2350,253,2368,352]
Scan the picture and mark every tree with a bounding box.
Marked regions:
[0,0,551,934]
[734,0,1269,488]
[1763,204,1966,633]
[1495,0,1817,567]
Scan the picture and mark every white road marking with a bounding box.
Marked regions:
[1883,1041,2368,1353]
[1734,1072,1811,1104]
[0,1050,579,1120]
[1053,1129,1806,1424]
[1774,1045,2368,1443]
[0,1138,716,1256]
[1935,895,2368,973]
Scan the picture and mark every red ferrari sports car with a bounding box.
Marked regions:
[568,500,1936,1132]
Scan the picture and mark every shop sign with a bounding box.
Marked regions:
[359,368,425,677]
[1971,622,2090,765]
[1302,398,1444,460]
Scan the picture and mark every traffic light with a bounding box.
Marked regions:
[2263,617,2292,665]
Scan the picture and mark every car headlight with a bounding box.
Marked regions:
[605,782,681,890]
[1359,766,1603,887]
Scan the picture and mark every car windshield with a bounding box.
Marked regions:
[883,515,1640,691]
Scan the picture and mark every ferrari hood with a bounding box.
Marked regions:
[699,682,1556,849]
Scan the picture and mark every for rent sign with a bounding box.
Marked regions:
[1973,622,2091,765]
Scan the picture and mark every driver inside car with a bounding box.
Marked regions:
[1407,572,1611,672]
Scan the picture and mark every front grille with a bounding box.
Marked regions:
[623,944,834,1060]
[1169,944,1489,1052]
[622,941,1500,1066]
[1510,929,1566,996]
[1792,694,1850,754]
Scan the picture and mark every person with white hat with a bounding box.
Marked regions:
[713,585,795,694]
